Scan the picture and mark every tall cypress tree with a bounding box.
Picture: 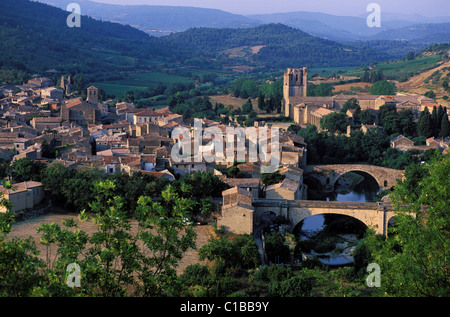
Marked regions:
[437,105,444,128]
[441,113,450,138]
[418,108,433,138]
[431,106,438,137]
[257,90,265,112]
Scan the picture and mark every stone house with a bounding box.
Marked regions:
[30,116,62,133]
[61,98,100,126]
[40,87,64,102]
[217,186,254,235]
[265,178,302,200]
[390,135,414,151]
[0,181,45,213]
[125,109,164,125]
[169,157,207,176]
[426,137,441,149]
[222,178,262,199]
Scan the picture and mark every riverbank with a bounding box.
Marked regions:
[303,233,359,266]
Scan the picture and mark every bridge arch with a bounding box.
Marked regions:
[252,200,394,236]
[289,208,376,234]
[333,170,381,194]
[303,164,403,193]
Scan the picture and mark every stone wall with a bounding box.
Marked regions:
[218,204,254,235]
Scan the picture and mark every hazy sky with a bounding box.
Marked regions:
[90,0,450,17]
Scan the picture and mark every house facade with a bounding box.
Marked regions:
[0,181,45,213]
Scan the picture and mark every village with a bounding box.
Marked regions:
[0,70,449,237]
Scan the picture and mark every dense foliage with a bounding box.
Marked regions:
[364,154,450,296]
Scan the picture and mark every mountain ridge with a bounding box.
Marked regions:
[33,0,450,42]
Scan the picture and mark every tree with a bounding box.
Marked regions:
[406,51,415,61]
[261,171,285,186]
[257,90,266,112]
[41,162,74,205]
[241,98,253,113]
[308,83,333,97]
[11,157,46,182]
[77,180,140,297]
[41,139,56,159]
[198,234,260,271]
[227,165,241,178]
[314,83,333,97]
[431,106,439,138]
[264,233,291,264]
[340,98,359,114]
[366,155,450,296]
[320,112,349,133]
[0,200,46,296]
[134,184,197,296]
[369,80,396,95]
[359,109,376,125]
[397,109,416,136]
[72,73,85,94]
[424,90,436,100]
[269,275,314,297]
[362,70,370,83]
[417,108,433,138]
[441,113,450,138]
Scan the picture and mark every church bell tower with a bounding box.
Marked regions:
[283,67,308,118]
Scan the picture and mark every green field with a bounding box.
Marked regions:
[308,66,359,77]
[92,71,195,98]
[342,55,443,80]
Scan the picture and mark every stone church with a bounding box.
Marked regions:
[60,86,101,126]
[282,67,435,127]
[283,67,335,126]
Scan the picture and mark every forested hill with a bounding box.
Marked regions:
[164,24,392,69]
[1,0,397,78]
[0,0,188,75]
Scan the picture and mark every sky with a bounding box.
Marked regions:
[89,0,450,17]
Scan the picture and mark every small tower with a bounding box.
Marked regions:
[86,86,99,105]
[283,67,308,118]
[60,75,71,95]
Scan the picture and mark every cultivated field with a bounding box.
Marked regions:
[92,71,195,98]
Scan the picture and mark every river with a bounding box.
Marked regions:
[296,172,379,266]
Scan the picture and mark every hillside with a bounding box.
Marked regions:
[369,23,450,44]
[34,0,262,36]
[397,58,450,107]
[0,0,187,76]
[164,24,392,70]
[0,0,395,79]
[248,11,450,43]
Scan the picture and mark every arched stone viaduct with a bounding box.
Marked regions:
[302,164,404,192]
[253,199,396,236]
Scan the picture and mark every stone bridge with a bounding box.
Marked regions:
[303,164,404,192]
[253,199,396,236]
